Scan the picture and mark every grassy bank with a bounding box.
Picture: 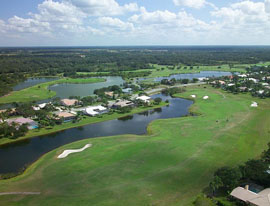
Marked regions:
[0,102,168,146]
[1,86,270,206]
[0,78,105,104]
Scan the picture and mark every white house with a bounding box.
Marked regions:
[84,105,108,116]
[248,78,259,83]
[136,95,151,103]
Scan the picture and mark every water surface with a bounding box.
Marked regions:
[139,71,234,82]
[49,76,124,99]
[0,94,192,174]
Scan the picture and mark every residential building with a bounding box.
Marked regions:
[112,100,135,108]
[6,117,38,130]
[61,99,79,107]
[105,91,114,98]
[56,112,76,121]
[136,95,151,103]
[231,186,270,206]
[84,106,108,116]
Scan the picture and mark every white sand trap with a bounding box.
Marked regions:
[57,144,92,159]
[203,96,209,100]
[191,95,196,98]
[251,102,258,107]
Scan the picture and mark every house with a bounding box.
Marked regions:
[84,106,108,116]
[6,117,38,130]
[136,95,151,103]
[112,100,135,108]
[122,88,132,94]
[56,112,76,121]
[231,186,270,206]
[257,90,264,95]
[239,87,248,92]
[227,83,235,87]
[248,78,259,83]
[33,103,47,111]
[238,74,248,78]
[61,99,79,107]
[105,91,114,98]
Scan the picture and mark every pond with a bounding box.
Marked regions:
[13,77,59,91]
[0,76,124,109]
[139,71,235,82]
[48,76,124,99]
[0,94,193,174]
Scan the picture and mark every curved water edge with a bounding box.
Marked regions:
[0,94,193,175]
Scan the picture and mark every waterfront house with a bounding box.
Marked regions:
[83,106,108,116]
[136,95,151,103]
[112,100,135,108]
[7,117,38,130]
[56,112,76,121]
[231,186,270,206]
[61,99,79,107]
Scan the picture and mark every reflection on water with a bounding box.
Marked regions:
[118,115,134,121]
[0,94,193,174]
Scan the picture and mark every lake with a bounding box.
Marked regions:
[48,76,124,99]
[0,94,193,174]
[139,71,234,82]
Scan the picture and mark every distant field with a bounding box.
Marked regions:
[1,86,270,206]
[76,63,247,80]
[0,78,105,104]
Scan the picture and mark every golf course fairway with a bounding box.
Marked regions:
[0,86,270,206]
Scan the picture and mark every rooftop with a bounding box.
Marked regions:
[61,99,78,106]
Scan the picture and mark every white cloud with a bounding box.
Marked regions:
[97,17,134,31]
[65,0,138,16]
[265,0,270,13]
[129,8,210,30]
[173,0,206,9]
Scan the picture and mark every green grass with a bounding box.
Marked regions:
[1,86,270,206]
[0,78,105,104]
[0,102,168,146]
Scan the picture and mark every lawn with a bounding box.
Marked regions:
[1,86,270,206]
[0,78,105,104]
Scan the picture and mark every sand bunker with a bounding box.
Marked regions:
[203,96,209,100]
[57,144,92,159]
[191,95,196,98]
[251,102,258,107]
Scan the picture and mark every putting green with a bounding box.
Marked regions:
[0,86,269,206]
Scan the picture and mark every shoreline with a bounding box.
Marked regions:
[0,102,169,147]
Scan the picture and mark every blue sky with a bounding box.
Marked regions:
[0,0,270,46]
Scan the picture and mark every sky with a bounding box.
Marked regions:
[0,0,270,46]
